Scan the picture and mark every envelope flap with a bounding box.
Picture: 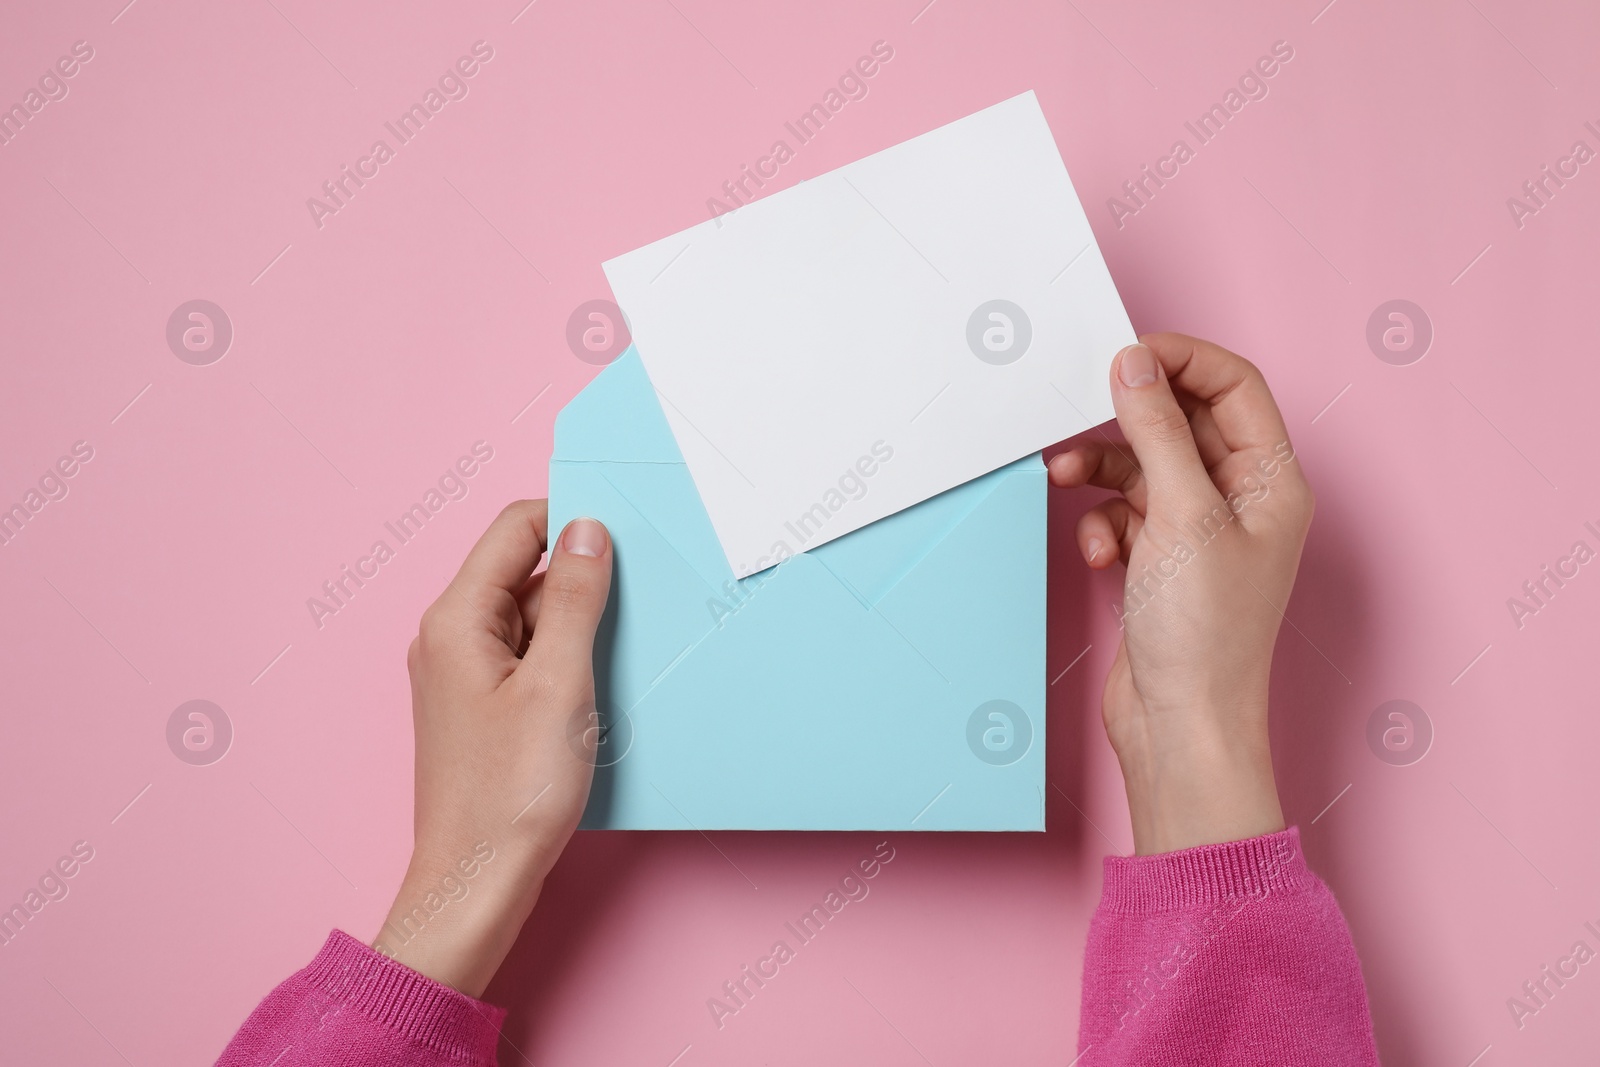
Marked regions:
[810,455,1040,605]
[552,347,684,464]
[872,459,1048,675]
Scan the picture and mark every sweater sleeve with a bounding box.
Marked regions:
[1076,826,1379,1066]
[215,930,505,1067]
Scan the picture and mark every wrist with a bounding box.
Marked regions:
[374,840,538,997]
[1108,703,1284,856]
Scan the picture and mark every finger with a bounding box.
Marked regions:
[428,501,549,660]
[1109,343,1217,507]
[1077,498,1142,569]
[452,499,549,601]
[1139,333,1294,458]
[1047,440,1148,513]
[521,518,613,688]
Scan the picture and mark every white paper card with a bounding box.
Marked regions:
[603,91,1135,578]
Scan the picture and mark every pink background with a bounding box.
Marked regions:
[2,0,1597,1063]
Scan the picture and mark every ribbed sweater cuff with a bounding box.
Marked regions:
[300,929,506,1065]
[1099,826,1312,914]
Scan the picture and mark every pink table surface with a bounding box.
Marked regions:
[2,1,1597,1063]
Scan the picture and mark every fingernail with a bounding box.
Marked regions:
[1117,344,1158,388]
[562,518,607,557]
[1087,538,1104,563]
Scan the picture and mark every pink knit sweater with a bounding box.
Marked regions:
[217,827,1378,1065]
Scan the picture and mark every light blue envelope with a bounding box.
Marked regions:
[549,349,1045,830]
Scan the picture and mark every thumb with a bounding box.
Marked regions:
[1109,343,1214,508]
[522,518,613,686]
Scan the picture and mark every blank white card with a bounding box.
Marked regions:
[603,91,1136,578]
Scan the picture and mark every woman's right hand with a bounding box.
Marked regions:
[1049,333,1315,855]
[375,502,613,995]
